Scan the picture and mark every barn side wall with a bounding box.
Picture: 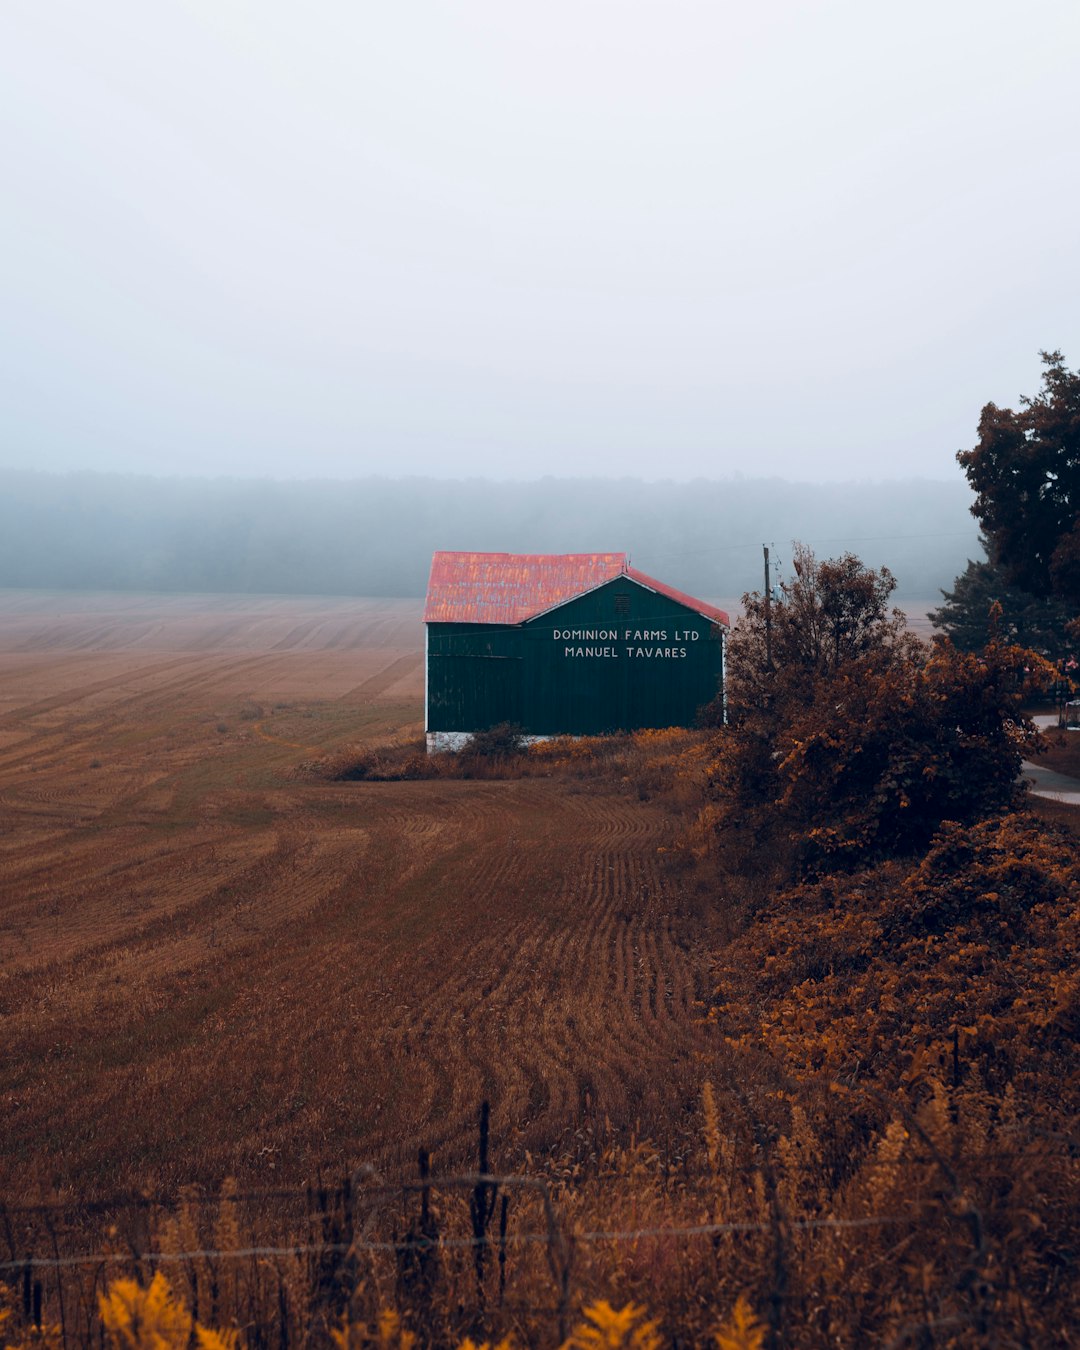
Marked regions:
[426,577,724,738]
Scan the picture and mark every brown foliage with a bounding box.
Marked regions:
[3,593,1080,1344]
[696,545,1055,874]
[318,728,700,797]
[723,543,907,717]
[709,813,1080,1083]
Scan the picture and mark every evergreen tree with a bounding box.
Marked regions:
[930,541,1077,659]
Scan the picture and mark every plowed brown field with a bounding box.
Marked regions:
[0,592,710,1196]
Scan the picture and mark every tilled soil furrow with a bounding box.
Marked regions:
[0,654,211,729]
[0,594,719,1193]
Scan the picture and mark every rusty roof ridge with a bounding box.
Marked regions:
[423,550,728,627]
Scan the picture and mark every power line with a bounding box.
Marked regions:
[639,531,977,561]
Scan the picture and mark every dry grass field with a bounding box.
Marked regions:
[0,591,712,1197]
[3,592,1077,1347]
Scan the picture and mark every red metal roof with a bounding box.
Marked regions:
[623,566,729,627]
[424,552,729,627]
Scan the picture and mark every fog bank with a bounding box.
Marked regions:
[0,471,978,601]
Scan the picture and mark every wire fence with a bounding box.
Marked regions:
[1,1107,1071,1349]
[0,1168,978,1343]
[0,1140,1063,1223]
[2,1209,934,1274]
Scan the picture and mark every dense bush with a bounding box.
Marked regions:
[709,812,1080,1082]
[457,722,526,761]
[696,546,1054,874]
[317,727,700,790]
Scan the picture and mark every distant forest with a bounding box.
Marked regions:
[0,469,979,601]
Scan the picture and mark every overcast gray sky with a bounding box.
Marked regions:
[2,1,1078,482]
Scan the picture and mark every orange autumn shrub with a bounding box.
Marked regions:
[693,543,1055,875]
[709,813,1080,1089]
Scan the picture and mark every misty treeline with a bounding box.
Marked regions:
[0,468,977,600]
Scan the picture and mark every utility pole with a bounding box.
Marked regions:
[763,544,773,671]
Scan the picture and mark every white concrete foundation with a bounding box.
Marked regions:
[426,730,557,755]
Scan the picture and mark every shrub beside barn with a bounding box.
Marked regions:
[424,552,728,751]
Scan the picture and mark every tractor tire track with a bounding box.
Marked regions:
[339,652,424,703]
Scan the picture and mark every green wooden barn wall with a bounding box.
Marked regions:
[426,577,724,736]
